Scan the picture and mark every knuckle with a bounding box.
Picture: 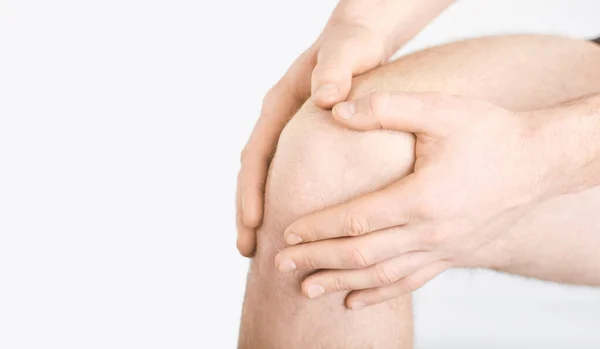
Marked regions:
[261,84,281,107]
[368,91,389,118]
[311,68,336,87]
[374,264,398,286]
[422,222,456,248]
[403,276,421,293]
[333,277,350,292]
[414,193,455,221]
[314,49,339,69]
[312,61,344,84]
[345,213,370,237]
[239,145,250,164]
[422,229,445,248]
[311,63,332,77]
[350,247,369,268]
[305,254,319,269]
[370,286,388,304]
[240,145,263,168]
[262,79,304,114]
[412,199,432,219]
[295,222,320,242]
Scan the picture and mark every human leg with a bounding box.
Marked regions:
[238,35,600,349]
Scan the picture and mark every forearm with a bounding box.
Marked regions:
[329,0,454,55]
[241,34,557,348]
[475,187,600,285]
[473,93,600,285]
[239,35,600,347]
[538,93,600,195]
[348,37,600,286]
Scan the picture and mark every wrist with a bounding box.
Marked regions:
[330,0,454,57]
[385,0,455,54]
[329,0,402,45]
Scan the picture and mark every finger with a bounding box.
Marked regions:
[301,252,436,298]
[236,214,256,257]
[275,227,423,272]
[236,172,256,257]
[239,54,313,228]
[332,91,465,136]
[239,147,268,228]
[283,174,419,245]
[345,261,450,309]
[311,38,383,108]
[240,88,291,227]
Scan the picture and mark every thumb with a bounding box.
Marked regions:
[331,91,460,135]
[311,39,384,108]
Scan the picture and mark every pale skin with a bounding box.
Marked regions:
[236,0,455,256]
[277,91,600,309]
[238,35,600,348]
[237,0,600,347]
[239,0,600,302]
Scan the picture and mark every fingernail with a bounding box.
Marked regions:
[335,102,356,119]
[278,258,297,273]
[349,301,365,310]
[314,84,338,100]
[286,234,303,245]
[306,284,325,299]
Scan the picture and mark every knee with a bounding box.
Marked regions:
[255,101,415,258]
[272,101,415,214]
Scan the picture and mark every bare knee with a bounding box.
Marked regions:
[256,102,415,259]
[240,34,600,348]
[241,101,414,349]
[257,34,600,257]
[253,34,600,277]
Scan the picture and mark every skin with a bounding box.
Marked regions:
[236,0,455,257]
[277,91,600,308]
[238,34,600,348]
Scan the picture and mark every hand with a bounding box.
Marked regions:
[236,25,387,257]
[275,91,554,308]
[236,0,456,256]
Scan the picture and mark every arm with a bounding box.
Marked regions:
[236,0,454,256]
[240,34,600,347]
[477,93,600,284]
[534,93,600,195]
[327,0,455,59]
[274,39,600,308]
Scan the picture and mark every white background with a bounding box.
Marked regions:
[1,0,600,348]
